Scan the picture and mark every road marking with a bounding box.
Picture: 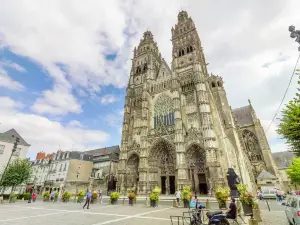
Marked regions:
[137,216,170,221]
[0,208,34,212]
[0,211,74,222]
[92,207,173,225]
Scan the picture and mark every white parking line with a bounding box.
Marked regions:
[0,208,34,212]
[92,207,173,225]
[0,211,74,222]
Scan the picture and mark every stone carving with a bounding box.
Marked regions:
[148,139,176,175]
[128,140,140,154]
[186,127,203,144]
[135,110,142,119]
[154,94,174,116]
[126,154,139,188]
[187,113,198,123]
[242,130,263,162]
[186,92,196,105]
[135,87,143,96]
[186,144,206,173]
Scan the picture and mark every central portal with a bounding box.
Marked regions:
[148,138,176,194]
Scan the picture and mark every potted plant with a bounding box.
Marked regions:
[91,192,98,204]
[127,188,136,206]
[214,186,230,209]
[110,192,120,204]
[181,186,192,208]
[77,190,85,203]
[149,186,161,207]
[54,192,59,202]
[42,191,50,202]
[236,184,254,216]
[62,192,72,202]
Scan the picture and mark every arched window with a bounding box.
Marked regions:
[212,82,216,88]
[181,49,185,56]
[189,46,193,53]
[217,81,221,87]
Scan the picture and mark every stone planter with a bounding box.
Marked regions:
[128,198,134,206]
[253,209,262,222]
[218,201,226,209]
[242,203,253,216]
[150,200,158,207]
[111,199,118,205]
[183,199,190,208]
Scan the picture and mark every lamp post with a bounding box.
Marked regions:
[289,25,300,51]
[0,137,20,188]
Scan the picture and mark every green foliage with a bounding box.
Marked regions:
[236,184,254,206]
[149,186,161,202]
[54,192,59,200]
[214,186,230,205]
[17,193,31,200]
[42,191,50,200]
[0,159,32,188]
[91,192,98,201]
[110,192,120,202]
[286,157,300,184]
[62,192,72,202]
[181,186,192,201]
[77,190,85,200]
[277,76,300,156]
[127,188,136,199]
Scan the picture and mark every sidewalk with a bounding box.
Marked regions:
[259,210,288,225]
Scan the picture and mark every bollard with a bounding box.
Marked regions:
[248,218,258,225]
[173,199,178,208]
[122,197,125,205]
[253,209,262,222]
[205,199,211,209]
[145,197,148,206]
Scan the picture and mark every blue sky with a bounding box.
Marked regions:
[0,0,300,158]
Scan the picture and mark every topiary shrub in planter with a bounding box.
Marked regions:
[110,192,120,204]
[62,192,72,202]
[54,192,59,202]
[214,186,230,209]
[23,192,31,200]
[9,193,16,203]
[181,186,192,208]
[91,192,98,204]
[77,190,85,203]
[42,192,50,202]
[149,186,161,207]
[127,188,136,206]
[236,184,254,216]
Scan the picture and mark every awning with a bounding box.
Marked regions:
[26,185,33,190]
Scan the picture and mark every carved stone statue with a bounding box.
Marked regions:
[226,168,240,197]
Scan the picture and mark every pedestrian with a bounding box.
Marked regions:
[50,191,55,203]
[258,191,263,200]
[175,190,181,206]
[98,190,102,203]
[276,189,281,201]
[0,195,3,204]
[83,190,91,209]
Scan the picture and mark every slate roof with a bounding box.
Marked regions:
[272,151,294,169]
[84,145,120,157]
[0,129,30,146]
[257,169,277,180]
[232,105,254,127]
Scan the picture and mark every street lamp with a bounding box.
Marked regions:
[289,25,300,51]
[0,136,20,187]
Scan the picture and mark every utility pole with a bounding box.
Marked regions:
[289,25,300,51]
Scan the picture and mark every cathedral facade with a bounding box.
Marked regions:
[117,11,279,195]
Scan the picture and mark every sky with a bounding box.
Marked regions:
[0,0,299,159]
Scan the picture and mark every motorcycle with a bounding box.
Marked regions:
[190,204,230,225]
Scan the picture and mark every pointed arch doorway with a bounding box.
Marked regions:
[148,138,176,195]
[186,144,208,195]
[126,153,139,190]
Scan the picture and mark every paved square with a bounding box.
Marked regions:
[0,201,188,225]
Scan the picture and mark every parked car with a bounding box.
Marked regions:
[261,188,276,199]
[282,195,300,225]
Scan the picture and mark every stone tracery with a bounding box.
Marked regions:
[242,130,263,162]
[186,144,206,173]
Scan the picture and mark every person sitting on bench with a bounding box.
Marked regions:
[226,197,237,219]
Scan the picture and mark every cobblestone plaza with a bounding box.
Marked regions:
[0,199,290,225]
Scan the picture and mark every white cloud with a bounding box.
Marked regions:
[31,85,81,116]
[67,120,83,128]
[100,94,118,104]
[0,60,26,72]
[0,68,24,91]
[0,96,110,155]
[104,109,124,128]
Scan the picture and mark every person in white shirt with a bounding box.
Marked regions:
[175,190,181,204]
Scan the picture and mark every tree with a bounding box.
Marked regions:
[0,159,32,192]
[286,158,300,185]
[277,73,300,156]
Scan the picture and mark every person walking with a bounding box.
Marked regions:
[83,190,91,209]
[98,190,102,203]
[175,190,181,207]
[50,191,55,203]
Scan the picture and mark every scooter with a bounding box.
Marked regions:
[190,204,230,225]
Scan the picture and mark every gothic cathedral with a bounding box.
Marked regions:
[117,11,279,195]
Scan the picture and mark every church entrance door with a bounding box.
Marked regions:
[186,144,207,195]
[198,173,208,194]
[149,138,176,195]
[126,153,139,190]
